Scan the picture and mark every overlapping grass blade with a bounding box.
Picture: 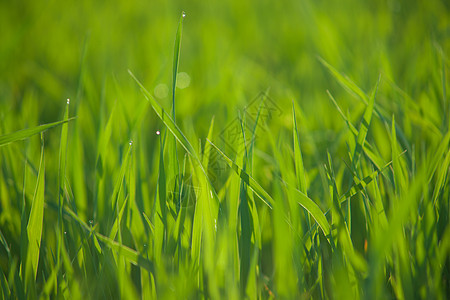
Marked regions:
[26,134,45,280]
[325,153,368,273]
[207,139,332,237]
[339,161,391,201]
[0,118,74,147]
[352,78,379,168]
[57,100,70,274]
[207,139,272,208]
[202,116,215,170]
[129,70,198,160]
[171,11,185,118]
[327,90,385,171]
[62,205,155,273]
[318,56,368,102]
[292,101,308,194]
[320,57,413,165]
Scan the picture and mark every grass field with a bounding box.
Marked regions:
[0,0,449,299]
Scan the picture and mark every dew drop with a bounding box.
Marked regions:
[66,98,70,104]
[89,220,93,225]
[156,130,161,135]
[129,140,133,146]
[182,11,186,18]
[64,231,67,235]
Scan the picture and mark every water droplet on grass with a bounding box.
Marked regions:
[156,130,161,135]
[182,11,186,18]
[66,98,70,104]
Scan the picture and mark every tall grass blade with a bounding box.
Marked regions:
[352,78,379,168]
[172,11,186,119]
[57,99,70,293]
[26,134,45,280]
[318,56,367,102]
[292,101,308,194]
[129,71,197,159]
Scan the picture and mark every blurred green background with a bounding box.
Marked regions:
[0,0,449,298]
[2,0,448,119]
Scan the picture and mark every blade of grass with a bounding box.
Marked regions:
[352,78,379,169]
[327,90,385,171]
[293,101,308,194]
[56,99,70,296]
[320,58,413,165]
[207,139,272,208]
[26,134,45,280]
[318,56,368,102]
[155,132,167,260]
[0,268,10,299]
[325,153,368,273]
[202,116,215,170]
[60,205,155,273]
[129,71,197,160]
[171,11,186,119]
[0,118,74,147]
[208,139,332,238]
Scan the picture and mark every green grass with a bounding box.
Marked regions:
[0,0,449,299]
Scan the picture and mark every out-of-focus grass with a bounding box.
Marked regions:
[0,0,449,298]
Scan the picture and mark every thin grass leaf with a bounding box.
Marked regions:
[172,11,186,119]
[431,146,450,206]
[391,115,406,193]
[26,134,45,280]
[320,58,413,166]
[327,90,386,171]
[0,118,74,147]
[248,88,269,172]
[155,133,167,259]
[202,116,215,170]
[325,153,368,273]
[57,99,70,279]
[340,161,392,201]
[352,78,379,168]
[109,196,129,240]
[318,56,368,102]
[0,268,10,299]
[292,101,308,194]
[207,139,272,208]
[38,262,60,300]
[109,142,133,213]
[426,130,450,183]
[237,115,252,296]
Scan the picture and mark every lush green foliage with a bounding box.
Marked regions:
[1,0,449,299]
